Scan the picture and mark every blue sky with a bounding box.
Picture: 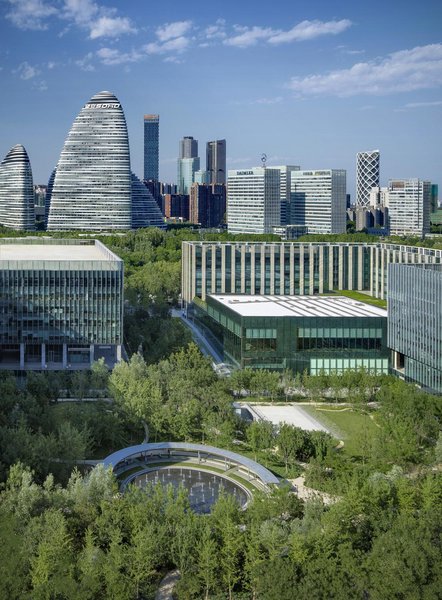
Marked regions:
[0,0,441,197]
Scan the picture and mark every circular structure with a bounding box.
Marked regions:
[129,466,249,514]
[102,442,280,512]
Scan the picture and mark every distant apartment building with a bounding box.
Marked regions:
[143,114,159,181]
[206,140,226,185]
[0,238,123,370]
[227,167,280,234]
[189,183,226,228]
[164,194,189,221]
[356,150,380,208]
[290,169,347,234]
[388,264,442,394]
[387,179,431,237]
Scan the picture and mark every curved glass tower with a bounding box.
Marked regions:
[48,91,132,231]
[131,173,165,229]
[0,144,35,231]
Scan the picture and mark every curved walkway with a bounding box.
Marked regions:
[101,442,280,488]
[155,570,180,600]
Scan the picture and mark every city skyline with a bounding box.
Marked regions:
[0,0,441,192]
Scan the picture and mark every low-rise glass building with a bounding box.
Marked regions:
[0,238,123,370]
[388,263,442,394]
[196,294,388,375]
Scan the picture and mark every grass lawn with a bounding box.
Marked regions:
[325,289,387,309]
[302,405,379,456]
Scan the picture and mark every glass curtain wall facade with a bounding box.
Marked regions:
[48,91,132,231]
[198,296,388,375]
[182,241,442,305]
[0,239,123,370]
[0,144,35,231]
[143,114,159,181]
[388,264,442,394]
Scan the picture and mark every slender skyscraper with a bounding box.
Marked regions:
[206,139,226,184]
[178,136,199,193]
[0,144,35,230]
[180,136,198,158]
[144,114,159,181]
[356,150,380,208]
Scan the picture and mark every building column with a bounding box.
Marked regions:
[41,343,46,369]
[250,245,255,295]
[329,246,334,291]
[318,245,324,293]
[211,245,217,295]
[230,245,236,293]
[270,245,275,295]
[348,246,353,290]
[116,345,122,362]
[201,245,207,296]
[20,343,25,369]
[260,245,265,294]
[241,245,246,293]
[90,344,94,366]
[280,245,285,295]
[289,244,295,295]
[220,244,226,293]
[299,245,304,295]
[62,343,68,368]
[309,246,314,295]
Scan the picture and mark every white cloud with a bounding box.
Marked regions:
[254,96,283,105]
[155,20,192,42]
[144,36,190,55]
[96,47,140,65]
[75,51,95,71]
[287,44,442,97]
[63,0,136,39]
[6,0,136,38]
[403,100,442,108]
[14,61,40,79]
[205,19,226,39]
[223,19,351,48]
[268,19,351,44]
[5,0,58,30]
[224,25,276,48]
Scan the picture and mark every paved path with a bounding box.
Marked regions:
[155,569,180,600]
[242,403,332,433]
[171,309,223,363]
[290,476,338,505]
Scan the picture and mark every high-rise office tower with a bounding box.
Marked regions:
[48,91,132,231]
[356,150,380,208]
[143,114,159,181]
[180,136,198,158]
[206,139,226,185]
[227,167,280,234]
[177,136,200,194]
[290,169,347,234]
[0,144,35,230]
[387,179,431,237]
[270,165,300,225]
[131,173,165,229]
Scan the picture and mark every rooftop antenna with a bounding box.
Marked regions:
[261,153,267,169]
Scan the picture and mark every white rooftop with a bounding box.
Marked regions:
[209,294,387,318]
[0,242,116,262]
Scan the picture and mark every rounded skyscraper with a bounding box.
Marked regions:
[0,144,35,231]
[47,91,132,231]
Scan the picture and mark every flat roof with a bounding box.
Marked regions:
[209,294,387,318]
[0,240,119,262]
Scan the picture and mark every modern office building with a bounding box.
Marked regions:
[178,157,201,194]
[270,165,300,225]
[0,238,123,370]
[47,91,132,231]
[388,264,442,394]
[206,140,226,185]
[189,183,226,228]
[181,240,442,305]
[356,150,380,208]
[0,144,35,231]
[143,114,159,181]
[195,294,388,374]
[227,167,280,234]
[387,179,431,237]
[131,173,165,229]
[290,169,347,234]
[194,170,211,184]
[180,136,198,159]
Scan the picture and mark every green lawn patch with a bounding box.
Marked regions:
[325,290,387,309]
[302,405,379,456]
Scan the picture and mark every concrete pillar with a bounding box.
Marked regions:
[269,245,275,295]
[241,245,246,293]
[41,343,46,369]
[250,245,255,294]
[63,343,68,368]
[90,344,94,366]
[220,244,226,293]
[318,245,324,293]
[116,345,122,362]
[289,244,295,295]
[201,244,207,296]
[20,343,25,369]
[211,245,217,294]
[299,245,304,295]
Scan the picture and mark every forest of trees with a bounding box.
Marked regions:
[0,227,441,597]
